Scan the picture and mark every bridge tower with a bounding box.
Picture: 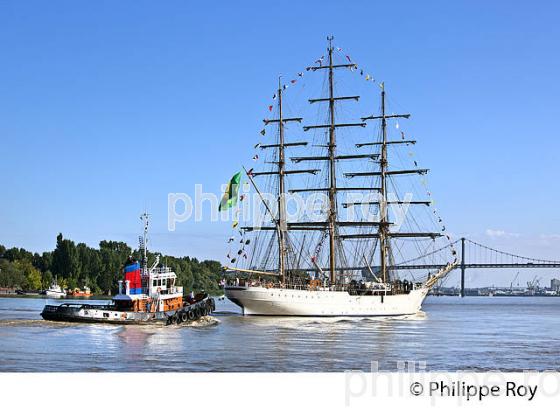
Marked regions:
[460,237,466,297]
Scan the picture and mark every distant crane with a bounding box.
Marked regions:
[527,276,541,295]
[510,271,520,291]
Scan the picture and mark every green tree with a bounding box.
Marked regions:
[13,260,42,290]
[0,259,25,288]
[51,233,79,282]
[98,240,131,294]
[26,268,42,290]
[42,270,54,289]
[76,243,102,292]
[1,235,223,295]
[4,247,33,262]
[32,251,52,273]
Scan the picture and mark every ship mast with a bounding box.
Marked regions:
[326,36,337,286]
[249,82,314,282]
[277,77,287,284]
[378,86,388,283]
[359,87,436,283]
[298,36,366,285]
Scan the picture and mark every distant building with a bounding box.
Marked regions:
[551,279,560,292]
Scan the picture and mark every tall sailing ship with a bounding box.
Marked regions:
[223,37,457,316]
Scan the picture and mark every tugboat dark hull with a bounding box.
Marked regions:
[41,296,215,325]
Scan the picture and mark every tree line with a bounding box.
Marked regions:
[0,234,223,295]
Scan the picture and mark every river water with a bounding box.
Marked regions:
[0,296,558,372]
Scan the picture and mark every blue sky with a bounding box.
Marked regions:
[1,0,559,286]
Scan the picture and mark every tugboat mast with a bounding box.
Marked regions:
[140,211,149,270]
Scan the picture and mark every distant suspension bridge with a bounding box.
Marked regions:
[390,238,560,296]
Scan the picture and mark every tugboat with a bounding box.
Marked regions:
[67,287,91,298]
[41,213,215,325]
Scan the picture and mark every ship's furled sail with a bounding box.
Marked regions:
[222,37,457,315]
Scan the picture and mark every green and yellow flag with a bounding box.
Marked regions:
[219,171,242,212]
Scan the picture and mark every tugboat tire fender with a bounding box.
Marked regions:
[180,312,188,322]
[187,310,195,320]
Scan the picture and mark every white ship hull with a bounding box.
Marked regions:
[225,286,429,317]
[44,290,66,298]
